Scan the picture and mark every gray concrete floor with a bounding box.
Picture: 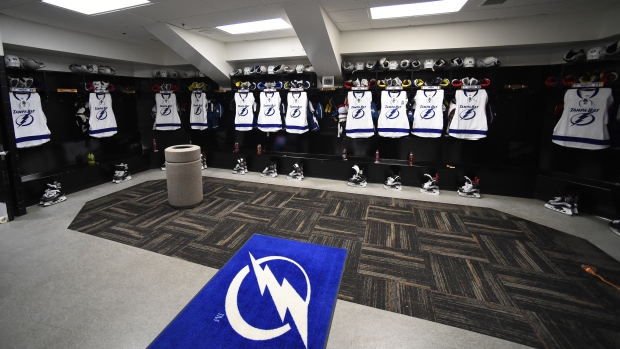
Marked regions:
[1,167,618,349]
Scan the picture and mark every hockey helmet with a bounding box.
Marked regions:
[423,59,435,70]
[463,57,475,68]
[152,70,162,78]
[4,54,21,68]
[366,60,378,70]
[587,46,606,60]
[196,71,206,77]
[410,59,421,70]
[450,57,463,68]
[434,58,448,70]
[295,64,305,73]
[181,70,196,78]
[477,56,501,67]
[257,65,268,74]
[606,42,619,58]
[342,61,354,72]
[69,64,89,73]
[159,69,169,78]
[98,66,116,75]
[388,60,399,70]
[304,65,314,72]
[563,49,585,62]
[243,66,252,75]
[230,68,242,76]
[267,65,276,74]
[400,59,410,69]
[283,65,295,73]
[86,64,99,74]
[22,58,45,70]
[380,58,390,70]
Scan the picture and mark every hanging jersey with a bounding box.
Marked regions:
[257,91,282,132]
[412,89,444,138]
[234,92,255,131]
[285,91,309,133]
[346,91,375,138]
[378,90,409,138]
[88,92,118,138]
[189,91,208,130]
[155,93,181,130]
[448,89,488,140]
[552,88,613,149]
[10,92,51,148]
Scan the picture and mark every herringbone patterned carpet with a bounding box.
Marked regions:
[68,178,620,348]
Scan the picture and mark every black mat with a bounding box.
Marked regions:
[68,178,620,348]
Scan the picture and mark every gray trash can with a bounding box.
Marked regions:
[164,144,203,208]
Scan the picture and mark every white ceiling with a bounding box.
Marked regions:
[1,0,618,48]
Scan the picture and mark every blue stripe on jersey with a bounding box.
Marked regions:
[377,128,409,133]
[552,135,610,146]
[257,124,282,128]
[155,123,181,127]
[413,128,443,134]
[190,123,209,126]
[449,129,487,135]
[15,134,50,143]
[286,125,309,130]
[90,127,118,135]
[235,123,253,127]
[347,128,375,133]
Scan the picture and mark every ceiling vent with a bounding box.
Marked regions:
[480,0,508,5]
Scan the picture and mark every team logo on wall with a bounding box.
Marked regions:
[15,113,34,127]
[225,253,310,348]
[97,108,108,120]
[421,109,436,119]
[570,113,595,126]
[386,108,399,119]
[459,108,476,120]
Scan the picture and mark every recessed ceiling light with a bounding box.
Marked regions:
[370,0,468,20]
[216,18,291,35]
[41,0,151,16]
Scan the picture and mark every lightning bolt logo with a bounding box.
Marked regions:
[161,106,171,116]
[15,114,34,127]
[386,108,399,119]
[265,107,276,116]
[239,107,248,116]
[194,106,202,115]
[225,253,311,348]
[352,109,365,119]
[421,109,435,119]
[97,108,108,120]
[291,108,301,118]
[570,113,595,126]
[459,108,476,120]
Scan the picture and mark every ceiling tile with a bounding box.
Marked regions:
[318,0,367,12]
[126,0,217,21]
[166,5,279,29]
[328,8,369,23]
[202,0,263,11]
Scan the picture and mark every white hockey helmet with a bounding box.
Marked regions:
[366,60,378,70]
[410,59,421,70]
[283,65,295,73]
[69,64,88,73]
[477,56,501,67]
[400,59,410,69]
[243,66,252,75]
[296,64,305,73]
[388,60,399,70]
[342,61,354,72]
[22,58,45,70]
[463,57,475,68]
[423,59,435,69]
[267,65,276,74]
[159,69,169,78]
[380,58,390,70]
[86,64,99,74]
[181,70,196,78]
[4,55,21,68]
[304,64,314,72]
[587,46,606,60]
[257,65,268,74]
[230,68,243,76]
[354,62,364,71]
[450,57,463,68]
[98,65,116,75]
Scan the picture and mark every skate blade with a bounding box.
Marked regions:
[458,191,481,198]
[261,173,277,178]
[420,189,440,195]
[40,196,66,207]
[383,184,402,191]
[544,203,574,216]
[232,172,246,175]
[113,177,132,184]
[347,182,367,187]
[287,176,303,181]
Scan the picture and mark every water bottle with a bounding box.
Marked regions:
[152,138,158,152]
[257,144,262,155]
[234,142,239,153]
[87,153,95,166]
[375,149,380,163]
[408,151,414,165]
[342,148,348,161]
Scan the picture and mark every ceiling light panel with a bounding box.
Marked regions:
[41,0,151,15]
[216,18,291,35]
[370,0,468,20]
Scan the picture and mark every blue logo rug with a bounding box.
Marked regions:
[149,234,347,349]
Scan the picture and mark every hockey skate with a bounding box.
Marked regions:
[200,154,207,170]
[232,158,248,175]
[420,173,440,195]
[348,165,367,188]
[39,181,66,207]
[458,176,481,198]
[383,174,402,191]
[544,195,577,216]
[287,163,304,181]
[609,220,620,237]
[112,163,132,184]
[261,161,278,178]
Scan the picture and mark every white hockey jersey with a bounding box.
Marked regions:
[377,90,409,138]
[257,91,282,132]
[190,91,209,130]
[552,88,613,150]
[285,91,309,134]
[234,92,255,131]
[412,89,444,138]
[448,89,488,140]
[155,92,181,130]
[346,91,375,138]
[89,92,118,138]
[10,92,51,148]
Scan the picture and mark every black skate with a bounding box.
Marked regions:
[201,154,207,170]
[544,195,577,216]
[39,181,66,207]
[348,165,367,188]
[232,158,247,175]
[383,174,402,191]
[112,163,132,184]
[458,176,481,198]
[287,163,304,181]
[261,161,278,178]
[610,220,620,237]
[420,173,440,195]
